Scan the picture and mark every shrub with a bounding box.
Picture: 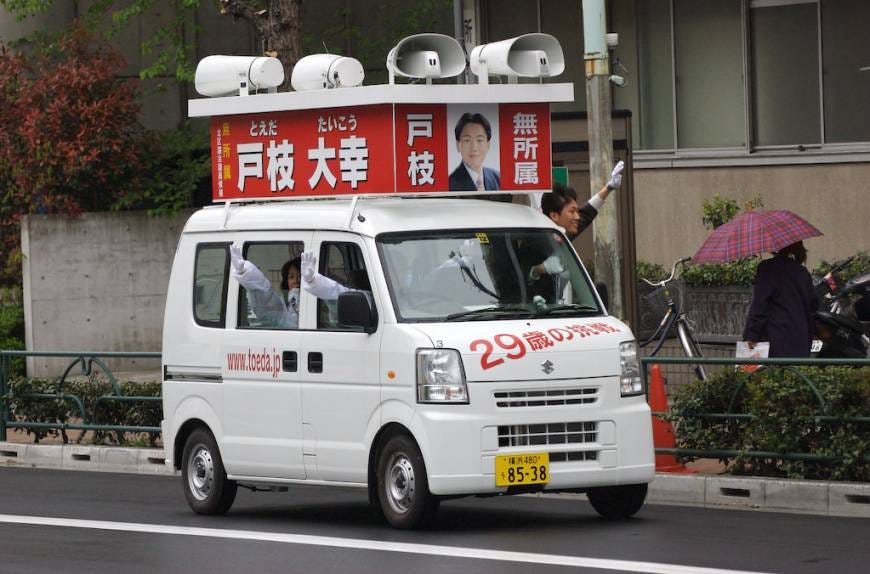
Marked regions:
[636,261,668,283]
[813,251,870,285]
[682,258,759,287]
[0,304,25,376]
[667,366,870,481]
[6,375,162,446]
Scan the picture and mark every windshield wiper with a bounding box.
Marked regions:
[535,303,600,317]
[445,305,533,322]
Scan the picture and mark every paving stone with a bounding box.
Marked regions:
[62,445,100,471]
[764,479,828,515]
[828,482,870,518]
[0,442,27,466]
[706,476,764,509]
[138,448,174,475]
[648,473,706,506]
[99,447,139,472]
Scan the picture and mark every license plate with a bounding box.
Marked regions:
[495,452,550,486]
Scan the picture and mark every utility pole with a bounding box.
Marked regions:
[582,0,622,317]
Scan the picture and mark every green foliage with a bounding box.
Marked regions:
[6,375,162,446]
[0,304,25,376]
[813,251,870,285]
[112,122,211,215]
[668,366,870,481]
[682,258,759,287]
[636,260,668,283]
[702,195,740,230]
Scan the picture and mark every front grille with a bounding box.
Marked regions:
[550,451,598,462]
[497,421,598,448]
[494,388,598,408]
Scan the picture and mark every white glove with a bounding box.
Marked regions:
[606,160,625,190]
[300,251,317,283]
[229,244,245,274]
[542,255,564,275]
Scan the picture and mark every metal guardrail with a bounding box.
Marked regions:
[641,356,870,465]
[0,350,162,442]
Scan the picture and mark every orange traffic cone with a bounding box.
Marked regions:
[648,364,695,473]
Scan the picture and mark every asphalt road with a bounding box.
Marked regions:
[0,467,867,574]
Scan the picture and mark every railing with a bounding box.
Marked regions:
[0,350,162,442]
[642,356,870,465]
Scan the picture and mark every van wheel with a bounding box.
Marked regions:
[587,484,647,519]
[182,428,237,515]
[376,435,439,529]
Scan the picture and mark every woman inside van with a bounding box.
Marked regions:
[230,246,353,329]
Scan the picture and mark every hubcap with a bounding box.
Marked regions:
[187,444,215,501]
[385,453,415,514]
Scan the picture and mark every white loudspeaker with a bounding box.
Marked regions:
[195,55,284,97]
[386,33,466,83]
[469,33,565,84]
[291,54,365,91]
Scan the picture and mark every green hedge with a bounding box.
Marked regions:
[5,376,162,446]
[0,305,25,377]
[666,366,870,481]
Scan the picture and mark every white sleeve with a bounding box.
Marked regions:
[231,260,273,293]
[303,272,353,301]
[588,194,605,211]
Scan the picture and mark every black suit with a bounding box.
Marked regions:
[448,164,501,192]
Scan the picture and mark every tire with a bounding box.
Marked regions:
[587,483,648,520]
[376,434,439,529]
[677,320,707,381]
[181,428,237,515]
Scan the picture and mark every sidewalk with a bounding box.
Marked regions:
[2,439,867,518]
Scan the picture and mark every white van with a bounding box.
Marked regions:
[161,196,654,528]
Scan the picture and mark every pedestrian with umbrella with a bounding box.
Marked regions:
[692,209,822,358]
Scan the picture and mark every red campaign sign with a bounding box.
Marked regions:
[393,105,449,193]
[211,105,394,200]
[469,322,622,371]
[498,103,552,191]
[211,102,552,200]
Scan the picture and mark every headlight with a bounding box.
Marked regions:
[416,348,468,404]
[619,341,644,396]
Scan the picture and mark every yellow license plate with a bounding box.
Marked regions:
[495,452,550,486]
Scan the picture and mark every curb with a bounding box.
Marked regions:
[2,442,868,518]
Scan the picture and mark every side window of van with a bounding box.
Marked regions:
[317,242,373,331]
[194,243,229,328]
[238,241,304,330]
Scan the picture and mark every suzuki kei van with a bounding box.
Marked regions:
[161,196,655,528]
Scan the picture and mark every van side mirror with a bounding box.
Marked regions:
[595,281,609,311]
[337,291,377,333]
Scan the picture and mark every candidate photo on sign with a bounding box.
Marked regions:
[448,110,501,192]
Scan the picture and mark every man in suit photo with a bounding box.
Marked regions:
[449,112,501,191]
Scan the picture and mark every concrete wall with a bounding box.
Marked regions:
[21,211,193,377]
[634,162,870,270]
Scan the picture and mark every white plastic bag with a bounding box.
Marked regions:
[736,341,769,373]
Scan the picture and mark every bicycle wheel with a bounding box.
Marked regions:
[676,319,707,381]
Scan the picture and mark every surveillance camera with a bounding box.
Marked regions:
[608,74,627,88]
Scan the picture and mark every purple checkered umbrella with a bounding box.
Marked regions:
[692,209,822,264]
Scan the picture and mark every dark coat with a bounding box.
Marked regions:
[449,164,500,191]
[576,203,598,238]
[742,254,818,358]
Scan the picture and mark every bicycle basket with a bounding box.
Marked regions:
[636,279,686,339]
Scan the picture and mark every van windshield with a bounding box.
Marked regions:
[377,229,603,322]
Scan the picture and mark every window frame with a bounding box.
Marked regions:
[193,242,230,329]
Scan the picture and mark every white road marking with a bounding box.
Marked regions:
[0,514,775,574]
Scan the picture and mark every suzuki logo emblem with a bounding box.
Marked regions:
[541,360,554,374]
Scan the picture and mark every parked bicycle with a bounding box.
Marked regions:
[639,257,707,381]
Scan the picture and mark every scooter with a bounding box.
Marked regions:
[813,270,870,358]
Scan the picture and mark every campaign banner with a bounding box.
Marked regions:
[211,102,552,200]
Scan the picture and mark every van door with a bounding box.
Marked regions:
[221,237,310,479]
[300,233,383,483]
